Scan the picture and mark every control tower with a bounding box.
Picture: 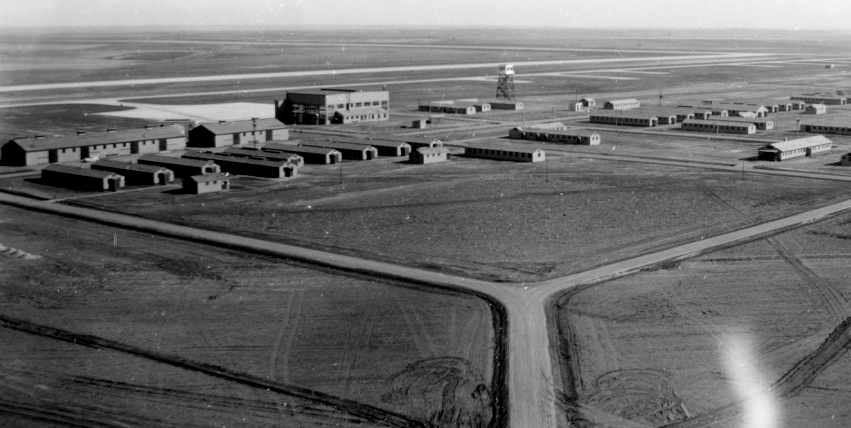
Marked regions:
[496,64,516,100]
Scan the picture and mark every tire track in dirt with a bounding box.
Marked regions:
[0,313,427,428]
[663,317,851,428]
[269,289,305,383]
[767,237,849,322]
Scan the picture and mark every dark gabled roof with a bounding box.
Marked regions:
[604,98,640,104]
[193,118,285,135]
[800,119,851,127]
[708,116,772,124]
[9,125,185,152]
[332,138,409,149]
[92,159,170,173]
[682,119,756,127]
[223,147,303,161]
[43,164,122,179]
[182,151,290,168]
[301,141,377,152]
[518,128,599,137]
[264,142,340,155]
[138,154,216,168]
[464,143,543,154]
[590,110,658,119]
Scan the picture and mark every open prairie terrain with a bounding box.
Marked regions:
[0,204,501,426]
[554,211,851,427]
[65,153,851,282]
[2,27,851,428]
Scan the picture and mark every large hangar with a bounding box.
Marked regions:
[276,88,389,125]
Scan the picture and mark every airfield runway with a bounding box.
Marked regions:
[0,52,772,93]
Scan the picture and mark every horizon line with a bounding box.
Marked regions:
[2,24,851,34]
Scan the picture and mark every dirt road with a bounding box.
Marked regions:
[2,192,851,427]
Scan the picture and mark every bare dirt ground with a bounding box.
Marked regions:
[3,28,851,428]
[0,204,500,426]
[67,154,851,282]
[555,211,851,427]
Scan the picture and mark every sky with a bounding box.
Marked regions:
[2,0,851,30]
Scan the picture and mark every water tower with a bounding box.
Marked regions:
[496,64,516,100]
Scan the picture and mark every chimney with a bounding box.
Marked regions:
[218,120,227,124]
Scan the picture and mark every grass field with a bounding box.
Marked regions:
[0,204,501,426]
[554,211,851,426]
[65,154,851,282]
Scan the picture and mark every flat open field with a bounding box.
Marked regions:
[4,27,851,428]
[0,204,502,426]
[0,103,150,143]
[66,153,851,282]
[530,126,851,170]
[554,210,851,426]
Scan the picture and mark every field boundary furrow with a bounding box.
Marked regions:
[0,313,426,428]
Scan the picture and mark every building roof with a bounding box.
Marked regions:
[92,159,170,173]
[138,154,216,167]
[688,103,768,112]
[591,110,658,119]
[43,164,121,178]
[465,143,543,154]
[527,122,567,130]
[706,116,772,124]
[188,173,230,184]
[415,147,448,155]
[605,98,640,104]
[330,137,409,148]
[10,125,185,152]
[194,118,285,135]
[518,127,598,137]
[265,143,340,155]
[301,141,377,151]
[801,117,851,128]
[223,147,303,160]
[183,151,290,168]
[630,106,705,117]
[763,136,832,152]
[682,119,756,127]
